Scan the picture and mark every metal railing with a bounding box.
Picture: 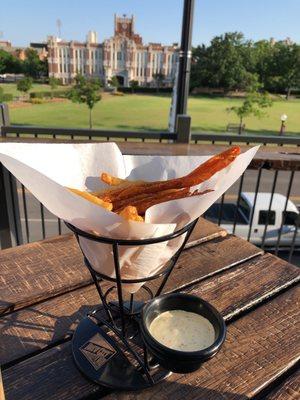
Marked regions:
[0,104,299,265]
[1,125,177,142]
[1,135,299,266]
[1,125,300,147]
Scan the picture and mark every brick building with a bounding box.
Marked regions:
[47,14,178,86]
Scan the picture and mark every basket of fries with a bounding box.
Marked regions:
[0,142,258,292]
[0,142,259,389]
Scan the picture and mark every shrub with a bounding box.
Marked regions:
[30,90,68,99]
[30,92,45,99]
[0,89,13,102]
[17,77,33,93]
[2,93,13,102]
[118,87,172,94]
[29,97,44,104]
[111,91,124,96]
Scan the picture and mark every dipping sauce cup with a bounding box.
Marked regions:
[140,293,226,373]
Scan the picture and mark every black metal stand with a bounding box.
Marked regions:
[65,218,198,390]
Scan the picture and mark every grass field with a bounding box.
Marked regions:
[2,83,300,135]
[0,82,71,96]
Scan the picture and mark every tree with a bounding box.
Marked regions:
[190,45,210,91]
[129,79,139,93]
[23,48,47,78]
[0,49,23,74]
[17,77,33,95]
[252,40,275,90]
[49,76,60,98]
[152,72,165,92]
[227,81,273,134]
[108,76,119,90]
[190,32,257,93]
[271,42,300,99]
[68,74,102,129]
[204,32,256,93]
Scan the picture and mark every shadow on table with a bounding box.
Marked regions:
[0,303,100,364]
[113,380,250,400]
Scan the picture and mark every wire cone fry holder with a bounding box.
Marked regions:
[66,218,198,390]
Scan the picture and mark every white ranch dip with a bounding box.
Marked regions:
[149,310,215,351]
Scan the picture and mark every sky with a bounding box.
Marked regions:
[1,0,300,47]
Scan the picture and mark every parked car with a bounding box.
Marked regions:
[205,192,300,249]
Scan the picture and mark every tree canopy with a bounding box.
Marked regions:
[191,33,300,98]
[0,50,23,74]
[0,48,47,78]
[227,81,273,134]
[68,74,102,129]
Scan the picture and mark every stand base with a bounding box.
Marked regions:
[72,313,171,390]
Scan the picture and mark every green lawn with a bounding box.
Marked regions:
[2,83,299,135]
[0,82,71,96]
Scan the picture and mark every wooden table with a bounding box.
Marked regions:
[0,218,299,400]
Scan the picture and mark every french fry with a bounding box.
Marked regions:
[120,188,213,215]
[68,188,113,211]
[112,188,181,212]
[94,176,145,202]
[119,206,144,222]
[67,146,238,222]
[101,172,126,186]
[100,172,145,187]
[97,146,240,203]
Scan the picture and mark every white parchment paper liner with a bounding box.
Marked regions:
[0,143,259,292]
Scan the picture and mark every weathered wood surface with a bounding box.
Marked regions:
[2,257,299,400]
[1,138,299,170]
[159,234,262,294]
[0,235,88,315]
[118,143,300,171]
[104,287,300,400]
[0,218,225,316]
[186,252,300,321]
[265,369,300,399]
[0,234,262,366]
[186,217,227,248]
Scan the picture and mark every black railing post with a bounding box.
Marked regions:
[0,164,12,248]
[176,114,191,143]
[175,0,195,122]
[0,103,9,137]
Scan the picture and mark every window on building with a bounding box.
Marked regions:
[117,51,122,60]
[258,211,276,226]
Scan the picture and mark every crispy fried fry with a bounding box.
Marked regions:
[119,206,144,222]
[117,188,213,215]
[94,177,145,202]
[101,172,126,186]
[68,188,113,211]
[98,146,240,203]
[112,188,181,212]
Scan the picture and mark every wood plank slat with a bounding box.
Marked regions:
[159,234,262,294]
[0,235,89,315]
[103,287,300,400]
[0,219,225,316]
[185,218,227,249]
[185,252,300,321]
[265,369,300,399]
[1,255,299,400]
[0,234,261,366]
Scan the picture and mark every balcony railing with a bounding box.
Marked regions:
[1,124,300,147]
[1,123,299,267]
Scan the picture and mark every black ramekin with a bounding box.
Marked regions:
[140,293,226,373]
